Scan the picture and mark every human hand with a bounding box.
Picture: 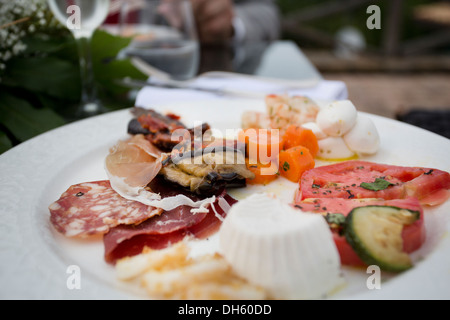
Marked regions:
[190,0,234,45]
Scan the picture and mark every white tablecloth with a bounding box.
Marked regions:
[134,74,348,108]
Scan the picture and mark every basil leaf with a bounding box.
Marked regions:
[325,213,346,235]
[325,213,346,226]
[360,178,394,191]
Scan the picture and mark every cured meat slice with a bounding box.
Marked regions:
[134,108,186,134]
[128,107,210,152]
[297,160,450,206]
[49,181,162,237]
[103,203,208,247]
[103,177,237,264]
[104,194,237,264]
[105,134,162,190]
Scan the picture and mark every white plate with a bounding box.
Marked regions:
[0,99,449,300]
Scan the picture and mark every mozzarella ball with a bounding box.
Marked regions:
[316,100,357,137]
[343,114,380,154]
[317,136,355,159]
[301,122,327,140]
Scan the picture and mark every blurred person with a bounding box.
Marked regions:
[190,0,280,45]
[108,0,280,44]
[106,0,280,72]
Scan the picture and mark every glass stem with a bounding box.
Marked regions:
[75,36,98,113]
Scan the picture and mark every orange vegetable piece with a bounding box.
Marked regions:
[238,128,283,163]
[278,146,315,183]
[245,158,279,185]
[282,125,319,157]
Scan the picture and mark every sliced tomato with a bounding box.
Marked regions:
[333,233,365,267]
[401,213,426,253]
[293,160,446,267]
[298,160,450,206]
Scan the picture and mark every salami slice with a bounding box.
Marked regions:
[49,181,162,237]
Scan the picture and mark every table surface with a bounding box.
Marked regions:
[199,40,323,83]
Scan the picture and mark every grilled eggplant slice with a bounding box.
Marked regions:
[160,147,255,195]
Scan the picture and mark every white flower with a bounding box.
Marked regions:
[0,0,62,73]
[12,42,27,55]
[0,0,62,82]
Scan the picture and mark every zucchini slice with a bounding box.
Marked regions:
[344,206,420,272]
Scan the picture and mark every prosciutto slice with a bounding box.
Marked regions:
[105,134,162,195]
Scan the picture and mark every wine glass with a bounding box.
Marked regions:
[47,0,111,119]
[119,0,199,81]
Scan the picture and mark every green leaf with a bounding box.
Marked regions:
[23,32,72,55]
[325,213,346,235]
[91,30,147,97]
[91,29,133,58]
[4,56,81,100]
[23,32,79,63]
[360,178,394,191]
[0,92,66,142]
[97,58,147,95]
[325,213,346,226]
[0,131,13,154]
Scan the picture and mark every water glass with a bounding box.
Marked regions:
[119,0,199,80]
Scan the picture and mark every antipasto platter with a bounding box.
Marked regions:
[0,97,449,300]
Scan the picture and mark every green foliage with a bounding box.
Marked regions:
[276,0,438,49]
[0,91,66,142]
[0,29,146,154]
[91,30,148,107]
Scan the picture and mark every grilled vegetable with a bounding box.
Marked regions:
[127,107,210,152]
[344,205,420,272]
[278,146,315,183]
[281,125,319,157]
[160,146,255,195]
[245,158,278,185]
